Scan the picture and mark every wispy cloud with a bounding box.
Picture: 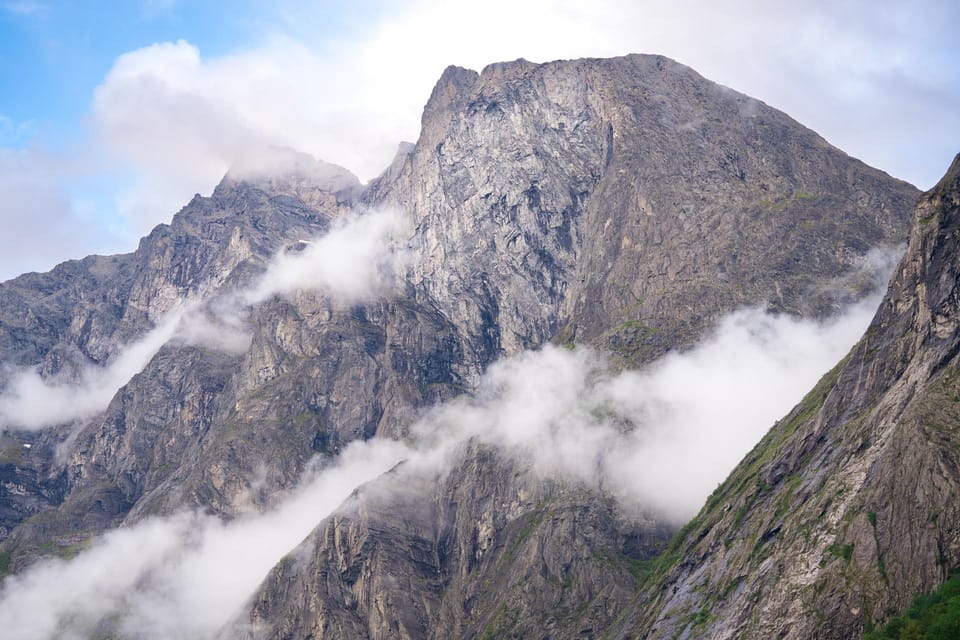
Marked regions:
[0,147,128,281]
[74,0,958,248]
[0,306,185,430]
[412,292,883,522]
[0,438,411,640]
[244,207,409,306]
[0,208,408,431]
[2,0,955,281]
[0,271,888,636]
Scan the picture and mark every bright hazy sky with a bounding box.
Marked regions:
[0,0,958,280]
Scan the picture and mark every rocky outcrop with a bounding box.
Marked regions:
[0,157,363,563]
[0,155,357,376]
[0,434,66,542]
[614,154,960,639]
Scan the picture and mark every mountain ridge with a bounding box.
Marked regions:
[618,152,960,639]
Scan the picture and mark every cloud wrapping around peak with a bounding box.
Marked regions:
[1,0,956,282]
[90,37,379,235]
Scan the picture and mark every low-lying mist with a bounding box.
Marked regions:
[0,309,186,430]
[441,297,880,521]
[244,207,409,306]
[0,439,413,640]
[0,253,891,637]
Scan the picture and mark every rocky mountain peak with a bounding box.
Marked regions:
[422,65,480,116]
[907,151,960,318]
[377,53,918,363]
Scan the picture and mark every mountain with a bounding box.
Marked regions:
[612,153,960,639]
[0,54,921,637]
[0,155,363,552]
[368,56,914,363]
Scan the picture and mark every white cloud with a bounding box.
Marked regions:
[169,300,252,356]
[3,0,954,281]
[0,437,412,640]
[244,207,410,306]
[0,208,407,430]
[596,300,877,520]
[90,37,384,235]
[79,0,958,250]
[0,515,189,640]
[0,307,185,430]
[0,230,893,634]
[412,292,882,523]
[0,288,884,637]
[0,147,128,281]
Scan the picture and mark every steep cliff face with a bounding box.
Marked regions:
[0,155,356,376]
[0,156,366,563]
[617,154,960,639]
[372,55,916,362]
[240,443,670,640]
[0,54,924,636]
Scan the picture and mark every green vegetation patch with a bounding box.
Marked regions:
[866,572,960,639]
[0,550,12,580]
[918,212,938,227]
[478,603,522,640]
[828,541,855,563]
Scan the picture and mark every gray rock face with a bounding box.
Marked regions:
[238,443,671,640]
[617,154,960,639]
[0,160,363,562]
[0,157,358,374]
[0,434,66,541]
[372,55,916,363]
[0,54,922,635]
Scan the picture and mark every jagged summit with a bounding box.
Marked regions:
[925,150,960,204]
[378,53,918,361]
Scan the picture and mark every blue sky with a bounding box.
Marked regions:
[0,0,958,280]
[0,1,383,144]
[2,2,243,143]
